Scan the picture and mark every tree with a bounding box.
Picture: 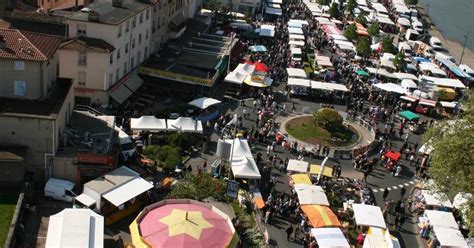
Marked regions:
[157,145,182,170]
[313,108,344,131]
[424,93,474,236]
[404,0,418,5]
[356,37,372,58]
[393,51,407,71]
[368,21,380,37]
[381,35,397,54]
[345,0,356,13]
[318,0,331,6]
[344,23,358,41]
[328,3,341,19]
[355,10,367,26]
[168,173,227,201]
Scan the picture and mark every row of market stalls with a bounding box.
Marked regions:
[131,116,204,133]
[287,78,349,96]
[285,159,399,247]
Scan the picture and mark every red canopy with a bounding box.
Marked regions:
[244,61,269,72]
[385,151,401,161]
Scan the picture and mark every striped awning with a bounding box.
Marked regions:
[301,205,341,228]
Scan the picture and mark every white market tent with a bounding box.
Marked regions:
[130,116,167,131]
[440,101,458,108]
[236,63,256,74]
[294,184,330,206]
[330,34,347,41]
[225,71,247,84]
[333,39,355,51]
[419,62,447,77]
[289,40,305,47]
[311,81,349,92]
[421,76,467,89]
[267,3,281,9]
[374,83,407,94]
[287,68,308,79]
[265,7,282,15]
[421,190,453,208]
[289,19,309,25]
[432,226,469,248]
[288,22,303,28]
[288,27,304,34]
[316,17,335,26]
[224,138,261,179]
[316,56,333,68]
[189,97,221,109]
[287,159,309,173]
[46,209,104,248]
[167,117,203,133]
[249,45,268,52]
[352,204,386,229]
[397,17,411,27]
[103,177,153,207]
[424,210,459,229]
[266,0,282,3]
[288,78,311,87]
[400,79,418,90]
[376,15,395,25]
[259,25,276,37]
[311,228,349,248]
[393,72,419,81]
[453,192,472,214]
[289,34,305,40]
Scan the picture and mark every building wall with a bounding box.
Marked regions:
[43,53,59,96]
[0,59,42,99]
[51,156,76,183]
[37,0,87,11]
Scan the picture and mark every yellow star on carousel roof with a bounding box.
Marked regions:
[159,209,214,240]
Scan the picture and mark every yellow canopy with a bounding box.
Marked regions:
[291,174,312,185]
[129,216,151,248]
[310,164,333,177]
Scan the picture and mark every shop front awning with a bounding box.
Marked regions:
[103,177,153,207]
[109,84,133,104]
[75,193,96,207]
[124,70,144,92]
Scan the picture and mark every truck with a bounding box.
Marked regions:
[412,41,435,58]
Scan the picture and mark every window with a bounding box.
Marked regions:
[138,34,142,45]
[132,17,136,28]
[132,38,135,48]
[131,57,135,68]
[146,29,149,39]
[115,68,119,81]
[138,51,141,63]
[14,61,25,70]
[140,13,143,23]
[125,21,130,32]
[123,62,127,75]
[125,43,129,53]
[145,46,148,59]
[13,80,26,96]
[152,21,156,33]
[118,24,122,37]
[110,53,114,64]
[77,23,87,36]
[78,71,86,86]
[78,51,87,65]
[109,72,113,85]
[146,9,149,20]
[117,48,121,59]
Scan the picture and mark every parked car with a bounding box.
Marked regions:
[429,37,443,51]
[44,178,78,203]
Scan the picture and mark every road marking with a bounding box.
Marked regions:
[392,186,399,190]
[404,183,410,186]
[398,184,404,188]
[380,188,385,191]
[387,187,392,190]
[409,181,415,184]
[372,189,378,193]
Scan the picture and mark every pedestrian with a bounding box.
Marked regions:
[292,103,297,113]
[363,169,369,182]
[400,187,406,198]
[264,209,271,224]
[286,225,294,241]
[294,225,300,241]
[383,188,389,200]
[394,164,402,177]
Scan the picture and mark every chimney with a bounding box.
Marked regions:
[0,35,5,49]
[88,11,100,22]
[112,0,122,8]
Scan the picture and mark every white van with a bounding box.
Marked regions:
[118,129,136,161]
[411,20,423,33]
[398,42,413,57]
[429,37,443,51]
[44,178,78,203]
[291,47,302,62]
[435,52,455,63]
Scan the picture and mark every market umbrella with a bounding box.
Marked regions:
[291,174,312,185]
[130,199,237,248]
[309,164,333,177]
[399,110,420,121]
[188,97,221,109]
[300,205,342,228]
[385,151,401,161]
[356,70,370,77]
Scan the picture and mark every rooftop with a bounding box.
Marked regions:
[0,78,72,116]
[84,166,138,194]
[11,10,68,24]
[53,0,149,25]
[0,29,63,61]
[60,36,115,53]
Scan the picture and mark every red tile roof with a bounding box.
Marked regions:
[0,29,63,61]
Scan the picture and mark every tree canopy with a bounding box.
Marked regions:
[345,0,356,13]
[318,0,331,6]
[404,0,418,5]
[344,23,358,41]
[314,108,344,131]
[355,10,367,26]
[328,3,341,18]
[356,37,372,58]
[368,22,380,37]
[168,173,227,201]
[381,35,397,54]
[393,51,407,71]
[424,92,474,236]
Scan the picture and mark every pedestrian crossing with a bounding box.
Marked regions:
[371,180,417,193]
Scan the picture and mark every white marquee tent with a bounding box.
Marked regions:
[421,190,453,208]
[188,97,221,109]
[288,78,311,87]
[352,204,386,229]
[46,209,104,248]
[130,116,167,131]
[167,117,203,133]
[287,159,309,173]
[311,228,350,248]
[288,27,304,34]
[259,25,276,37]
[374,83,407,94]
[432,226,469,248]
[224,138,261,179]
[294,184,330,206]
[287,68,308,79]
[424,210,459,229]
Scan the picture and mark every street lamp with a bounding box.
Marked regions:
[459,33,470,65]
